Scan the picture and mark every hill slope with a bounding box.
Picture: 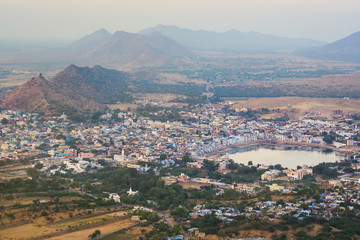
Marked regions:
[298,31,360,62]
[51,64,133,104]
[0,65,136,117]
[0,73,105,116]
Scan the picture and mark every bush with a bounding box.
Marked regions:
[40,211,48,216]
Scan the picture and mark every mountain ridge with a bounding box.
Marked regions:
[139,24,326,52]
[0,29,192,68]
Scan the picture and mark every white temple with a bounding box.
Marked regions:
[127,187,138,196]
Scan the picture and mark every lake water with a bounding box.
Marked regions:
[228,145,345,169]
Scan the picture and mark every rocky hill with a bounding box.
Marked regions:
[1,73,105,117]
[0,65,134,118]
[51,64,133,104]
[0,64,206,120]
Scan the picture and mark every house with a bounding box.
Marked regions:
[107,193,121,203]
[78,152,94,159]
[347,139,354,146]
[284,169,304,180]
[268,184,285,191]
[261,169,282,181]
[351,163,360,170]
[177,173,190,183]
[161,176,177,185]
[64,149,77,158]
[283,166,312,181]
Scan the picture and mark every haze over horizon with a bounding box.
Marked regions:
[1,0,360,43]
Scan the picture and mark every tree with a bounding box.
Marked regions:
[276,199,286,206]
[26,168,42,180]
[274,164,283,170]
[91,111,102,121]
[159,154,167,160]
[1,118,9,124]
[41,211,48,216]
[203,160,217,173]
[227,160,238,170]
[248,161,253,166]
[34,163,44,170]
[295,230,309,239]
[322,131,337,144]
[223,189,238,199]
[182,153,192,162]
[193,213,221,234]
[89,229,101,239]
[171,207,189,219]
[171,225,182,236]
[97,159,108,166]
[271,234,287,240]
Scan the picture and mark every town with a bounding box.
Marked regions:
[0,101,360,240]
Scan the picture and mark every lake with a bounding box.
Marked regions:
[228,145,345,169]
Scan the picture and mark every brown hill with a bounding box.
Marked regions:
[1,74,56,114]
[51,64,133,104]
[0,65,136,118]
[1,72,105,116]
[1,64,205,119]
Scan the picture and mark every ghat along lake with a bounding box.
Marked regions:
[228,145,345,169]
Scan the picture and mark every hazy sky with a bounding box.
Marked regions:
[1,0,360,42]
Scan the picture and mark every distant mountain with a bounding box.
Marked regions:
[139,25,326,52]
[0,29,192,68]
[1,65,135,118]
[297,31,360,62]
[71,30,191,67]
[69,28,112,51]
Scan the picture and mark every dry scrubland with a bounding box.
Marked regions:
[0,209,133,240]
[107,93,185,110]
[0,196,83,208]
[157,73,207,85]
[108,95,360,119]
[102,225,153,240]
[231,97,360,120]
[0,76,28,88]
[45,218,135,240]
[133,93,183,102]
[0,164,30,181]
[107,103,139,111]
